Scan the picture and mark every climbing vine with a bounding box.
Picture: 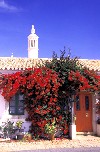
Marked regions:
[0,51,100,138]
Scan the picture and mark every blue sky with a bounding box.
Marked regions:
[0,0,100,59]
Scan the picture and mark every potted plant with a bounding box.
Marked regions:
[23,132,32,142]
[45,119,56,140]
[2,120,15,139]
[16,120,24,140]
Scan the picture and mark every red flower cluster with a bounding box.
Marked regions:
[1,67,67,137]
[1,66,100,138]
[68,69,100,91]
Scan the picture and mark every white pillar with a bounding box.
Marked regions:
[92,93,97,134]
[69,124,76,139]
[69,99,76,139]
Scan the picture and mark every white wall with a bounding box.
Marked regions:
[0,92,6,125]
[0,70,31,132]
[0,92,31,132]
[93,92,100,135]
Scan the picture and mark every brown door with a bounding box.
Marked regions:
[74,93,92,132]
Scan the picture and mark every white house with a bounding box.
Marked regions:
[0,25,100,137]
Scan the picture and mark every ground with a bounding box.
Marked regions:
[0,135,100,152]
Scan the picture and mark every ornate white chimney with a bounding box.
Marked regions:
[28,25,39,58]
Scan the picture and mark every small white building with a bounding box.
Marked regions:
[0,25,100,137]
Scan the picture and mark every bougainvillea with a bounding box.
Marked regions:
[0,67,65,137]
[43,50,100,134]
[44,50,100,94]
[1,51,100,138]
[68,69,100,92]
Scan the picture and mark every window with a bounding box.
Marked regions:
[34,40,35,47]
[85,96,89,110]
[9,93,24,115]
[76,95,80,110]
[31,40,33,47]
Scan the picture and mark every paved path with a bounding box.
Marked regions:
[11,147,100,152]
[0,135,99,152]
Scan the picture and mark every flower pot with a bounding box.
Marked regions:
[17,134,24,140]
[24,134,32,142]
[49,134,55,140]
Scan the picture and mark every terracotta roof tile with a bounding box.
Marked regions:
[0,57,49,70]
[79,59,100,71]
[0,57,100,71]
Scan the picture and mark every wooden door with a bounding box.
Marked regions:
[74,93,92,132]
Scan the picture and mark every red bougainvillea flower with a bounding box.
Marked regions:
[63,129,68,135]
[1,65,100,138]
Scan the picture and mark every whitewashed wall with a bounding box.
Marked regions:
[0,92,31,132]
[0,70,31,132]
[93,92,100,135]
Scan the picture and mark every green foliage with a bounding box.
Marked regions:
[16,120,23,130]
[45,49,82,72]
[45,119,56,135]
[43,49,86,126]
[1,120,15,138]
[43,49,83,95]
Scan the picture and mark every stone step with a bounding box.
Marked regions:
[76,132,94,135]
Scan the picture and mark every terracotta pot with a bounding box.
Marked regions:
[49,134,55,140]
[24,134,32,142]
